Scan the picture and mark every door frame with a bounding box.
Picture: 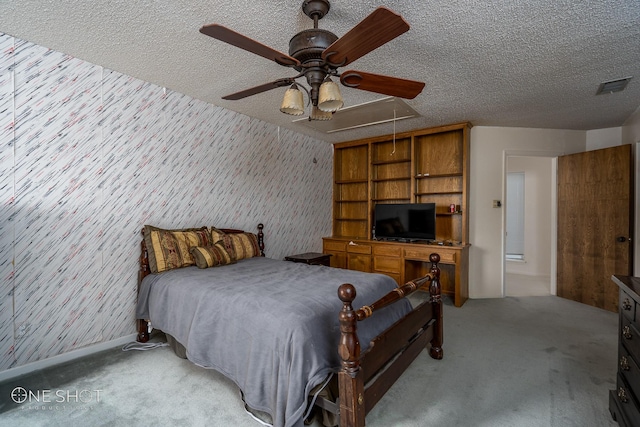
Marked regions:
[501,150,559,297]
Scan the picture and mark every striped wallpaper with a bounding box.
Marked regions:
[0,33,333,371]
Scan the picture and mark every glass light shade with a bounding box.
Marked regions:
[280,85,305,115]
[310,105,332,121]
[318,80,343,112]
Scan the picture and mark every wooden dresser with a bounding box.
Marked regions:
[610,275,640,426]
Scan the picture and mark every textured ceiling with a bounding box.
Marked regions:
[1,0,639,143]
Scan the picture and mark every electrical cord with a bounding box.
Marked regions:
[121,341,169,351]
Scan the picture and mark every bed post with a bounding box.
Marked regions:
[257,223,265,256]
[429,253,444,360]
[137,319,150,343]
[137,232,151,343]
[338,284,366,427]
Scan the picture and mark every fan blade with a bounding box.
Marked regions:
[200,24,300,67]
[321,7,409,67]
[221,78,294,100]
[340,70,425,99]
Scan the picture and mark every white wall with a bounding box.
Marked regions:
[505,156,553,277]
[622,105,640,146]
[586,127,623,150]
[623,106,640,275]
[468,127,585,298]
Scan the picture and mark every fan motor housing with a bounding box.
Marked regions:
[289,29,337,67]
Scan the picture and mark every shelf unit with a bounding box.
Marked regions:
[331,122,471,244]
[333,144,369,238]
[371,136,412,205]
[327,123,471,306]
[414,127,468,243]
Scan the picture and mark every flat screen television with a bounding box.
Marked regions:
[374,203,436,241]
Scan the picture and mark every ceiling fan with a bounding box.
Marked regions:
[199,0,425,120]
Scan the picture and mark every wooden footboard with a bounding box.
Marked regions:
[334,253,443,427]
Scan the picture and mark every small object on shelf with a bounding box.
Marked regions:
[284,252,332,266]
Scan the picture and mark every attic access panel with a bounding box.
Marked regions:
[293,97,420,133]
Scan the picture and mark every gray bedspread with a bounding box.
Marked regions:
[136,257,412,427]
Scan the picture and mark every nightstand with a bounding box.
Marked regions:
[284,252,332,266]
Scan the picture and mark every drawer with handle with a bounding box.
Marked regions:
[323,240,346,252]
[621,316,640,364]
[621,290,636,324]
[404,247,456,263]
[619,343,640,399]
[614,372,640,427]
[347,242,372,254]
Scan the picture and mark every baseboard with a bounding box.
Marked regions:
[0,333,138,383]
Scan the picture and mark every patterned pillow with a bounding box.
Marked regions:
[210,226,226,242]
[228,232,261,260]
[143,225,212,273]
[190,241,236,269]
[210,227,235,257]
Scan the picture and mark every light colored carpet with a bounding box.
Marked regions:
[0,294,619,427]
[505,273,551,297]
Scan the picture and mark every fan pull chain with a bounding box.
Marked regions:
[391,109,396,155]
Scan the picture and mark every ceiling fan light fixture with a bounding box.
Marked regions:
[318,78,344,112]
[280,84,305,116]
[310,105,333,121]
[202,5,425,118]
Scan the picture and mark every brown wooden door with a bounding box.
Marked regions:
[557,145,633,312]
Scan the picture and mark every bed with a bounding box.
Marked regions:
[135,223,443,427]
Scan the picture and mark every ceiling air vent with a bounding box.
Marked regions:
[596,77,632,95]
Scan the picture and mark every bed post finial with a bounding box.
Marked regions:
[257,223,265,257]
[338,283,360,373]
[429,253,444,360]
[337,283,365,426]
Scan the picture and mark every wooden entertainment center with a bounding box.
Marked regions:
[323,122,471,307]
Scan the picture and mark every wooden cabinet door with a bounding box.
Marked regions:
[346,242,372,272]
[557,145,633,312]
[323,239,346,269]
[348,254,371,272]
[326,251,346,268]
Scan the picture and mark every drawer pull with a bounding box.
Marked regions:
[620,356,630,371]
[623,325,633,340]
[623,298,633,311]
[618,387,629,403]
